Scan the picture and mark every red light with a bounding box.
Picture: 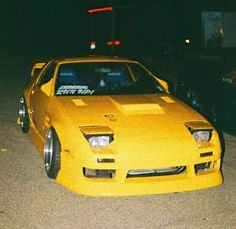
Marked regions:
[106,40,121,46]
[114,40,121,46]
[106,41,113,46]
[88,7,113,14]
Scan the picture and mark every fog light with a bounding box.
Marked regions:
[83,168,116,178]
[194,162,212,174]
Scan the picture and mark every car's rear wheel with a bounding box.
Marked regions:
[44,128,61,179]
[18,97,29,133]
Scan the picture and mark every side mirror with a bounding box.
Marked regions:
[156,78,169,93]
[30,62,45,78]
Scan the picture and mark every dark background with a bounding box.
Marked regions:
[1,1,89,56]
[0,0,235,57]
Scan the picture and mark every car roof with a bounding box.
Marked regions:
[52,56,139,64]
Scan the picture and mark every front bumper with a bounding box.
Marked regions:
[56,157,222,197]
[56,131,223,196]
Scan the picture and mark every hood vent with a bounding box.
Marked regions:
[110,97,165,115]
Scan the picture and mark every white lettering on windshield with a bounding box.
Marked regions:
[56,85,95,95]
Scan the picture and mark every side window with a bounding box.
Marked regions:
[38,63,56,86]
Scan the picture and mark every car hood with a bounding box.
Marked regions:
[57,94,206,140]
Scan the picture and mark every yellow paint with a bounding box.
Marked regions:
[19,57,223,196]
[161,96,175,103]
[72,99,87,106]
[80,126,113,135]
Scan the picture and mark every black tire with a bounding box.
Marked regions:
[44,128,61,179]
[18,97,29,133]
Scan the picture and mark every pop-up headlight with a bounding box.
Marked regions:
[185,121,213,147]
[192,130,212,144]
[87,135,113,148]
[80,126,114,148]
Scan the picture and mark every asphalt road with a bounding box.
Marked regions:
[0,57,236,229]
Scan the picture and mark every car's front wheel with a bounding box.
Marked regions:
[44,128,61,179]
[18,97,29,133]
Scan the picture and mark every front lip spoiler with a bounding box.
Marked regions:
[56,170,223,197]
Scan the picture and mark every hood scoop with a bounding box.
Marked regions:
[110,96,165,115]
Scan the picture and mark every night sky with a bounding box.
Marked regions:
[1,1,235,57]
[1,1,89,55]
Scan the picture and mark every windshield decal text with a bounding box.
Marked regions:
[56,85,95,95]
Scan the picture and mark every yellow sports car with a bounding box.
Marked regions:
[18,56,223,196]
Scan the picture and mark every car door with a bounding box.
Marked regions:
[29,62,56,137]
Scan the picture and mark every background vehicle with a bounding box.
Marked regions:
[176,55,236,135]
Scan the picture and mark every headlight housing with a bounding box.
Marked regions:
[185,121,213,147]
[80,126,114,148]
[87,135,113,148]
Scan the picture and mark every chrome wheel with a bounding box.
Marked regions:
[18,97,29,133]
[19,98,25,128]
[44,129,54,173]
[43,128,61,179]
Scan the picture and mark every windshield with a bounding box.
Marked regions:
[55,62,164,96]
